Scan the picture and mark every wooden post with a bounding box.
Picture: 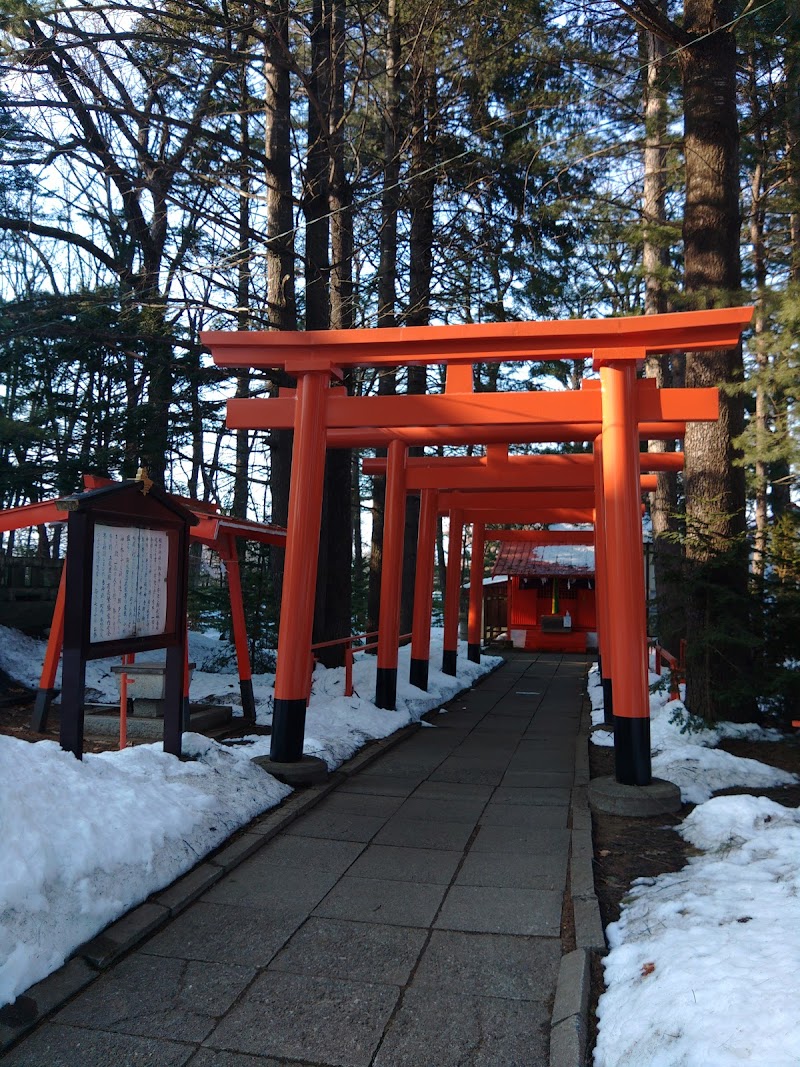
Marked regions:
[219,532,256,722]
[599,355,651,785]
[271,370,329,762]
[60,511,91,759]
[410,488,437,690]
[442,507,464,675]
[31,561,67,732]
[467,522,485,662]
[375,439,406,709]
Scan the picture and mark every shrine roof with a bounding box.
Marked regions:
[492,541,595,578]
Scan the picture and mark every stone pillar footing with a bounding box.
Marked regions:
[588,775,681,817]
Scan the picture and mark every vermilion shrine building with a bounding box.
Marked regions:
[492,533,597,654]
[203,307,753,790]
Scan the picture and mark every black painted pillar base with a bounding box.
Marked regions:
[31,688,56,732]
[271,697,308,763]
[409,658,429,691]
[467,643,480,664]
[613,715,652,786]
[375,667,397,710]
[442,649,457,676]
[182,696,191,733]
[601,677,614,724]
[240,678,256,723]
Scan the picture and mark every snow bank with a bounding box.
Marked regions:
[588,665,796,802]
[594,795,800,1067]
[0,733,290,1006]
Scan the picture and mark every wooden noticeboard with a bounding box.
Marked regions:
[56,480,197,759]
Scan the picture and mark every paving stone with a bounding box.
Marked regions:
[429,759,506,786]
[500,770,575,789]
[313,876,447,927]
[55,954,254,1044]
[412,930,560,1001]
[394,796,486,823]
[373,817,475,851]
[471,716,528,735]
[410,781,494,802]
[188,1050,312,1067]
[141,901,303,967]
[268,917,426,985]
[284,808,388,843]
[479,802,567,829]
[373,988,550,1067]
[471,825,570,855]
[491,786,572,807]
[434,885,562,936]
[347,844,463,885]
[316,791,406,818]
[359,758,440,778]
[1,1023,194,1066]
[336,774,421,797]
[202,837,363,908]
[205,971,399,1067]
[505,754,575,775]
[455,849,568,892]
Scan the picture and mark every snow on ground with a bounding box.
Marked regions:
[0,626,501,1008]
[589,663,800,1067]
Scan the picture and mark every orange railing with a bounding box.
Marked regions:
[308,631,412,702]
[648,638,686,701]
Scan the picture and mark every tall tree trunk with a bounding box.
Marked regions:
[745,49,768,578]
[314,0,353,665]
[367,0,401,635]
[641,17,682,655]
[679,0,752,721]
[265,0,297,610]
[139,285,172,488]
[771,16,800,519]
[233,58,252,522]
[400,57,436,635]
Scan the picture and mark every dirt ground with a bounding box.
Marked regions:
[587,717,800,1060]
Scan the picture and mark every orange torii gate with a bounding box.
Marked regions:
[202,306,753,787]
[0,478,286,728]
[361,448,675,685]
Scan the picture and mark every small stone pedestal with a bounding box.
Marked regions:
[588,775,681,817]
[111,662,195,718]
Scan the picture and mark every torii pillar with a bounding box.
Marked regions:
[269,369,331,777]
[410,488,438,690]
[442,508,464,675]
[467,522,485,662]
[375,440,407,709]
[595,350,653,786]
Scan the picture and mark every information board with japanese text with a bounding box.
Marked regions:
[89,525,170,643]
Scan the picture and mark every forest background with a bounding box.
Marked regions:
[0,0,797,724]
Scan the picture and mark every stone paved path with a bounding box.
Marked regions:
[5,651,589,1067]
